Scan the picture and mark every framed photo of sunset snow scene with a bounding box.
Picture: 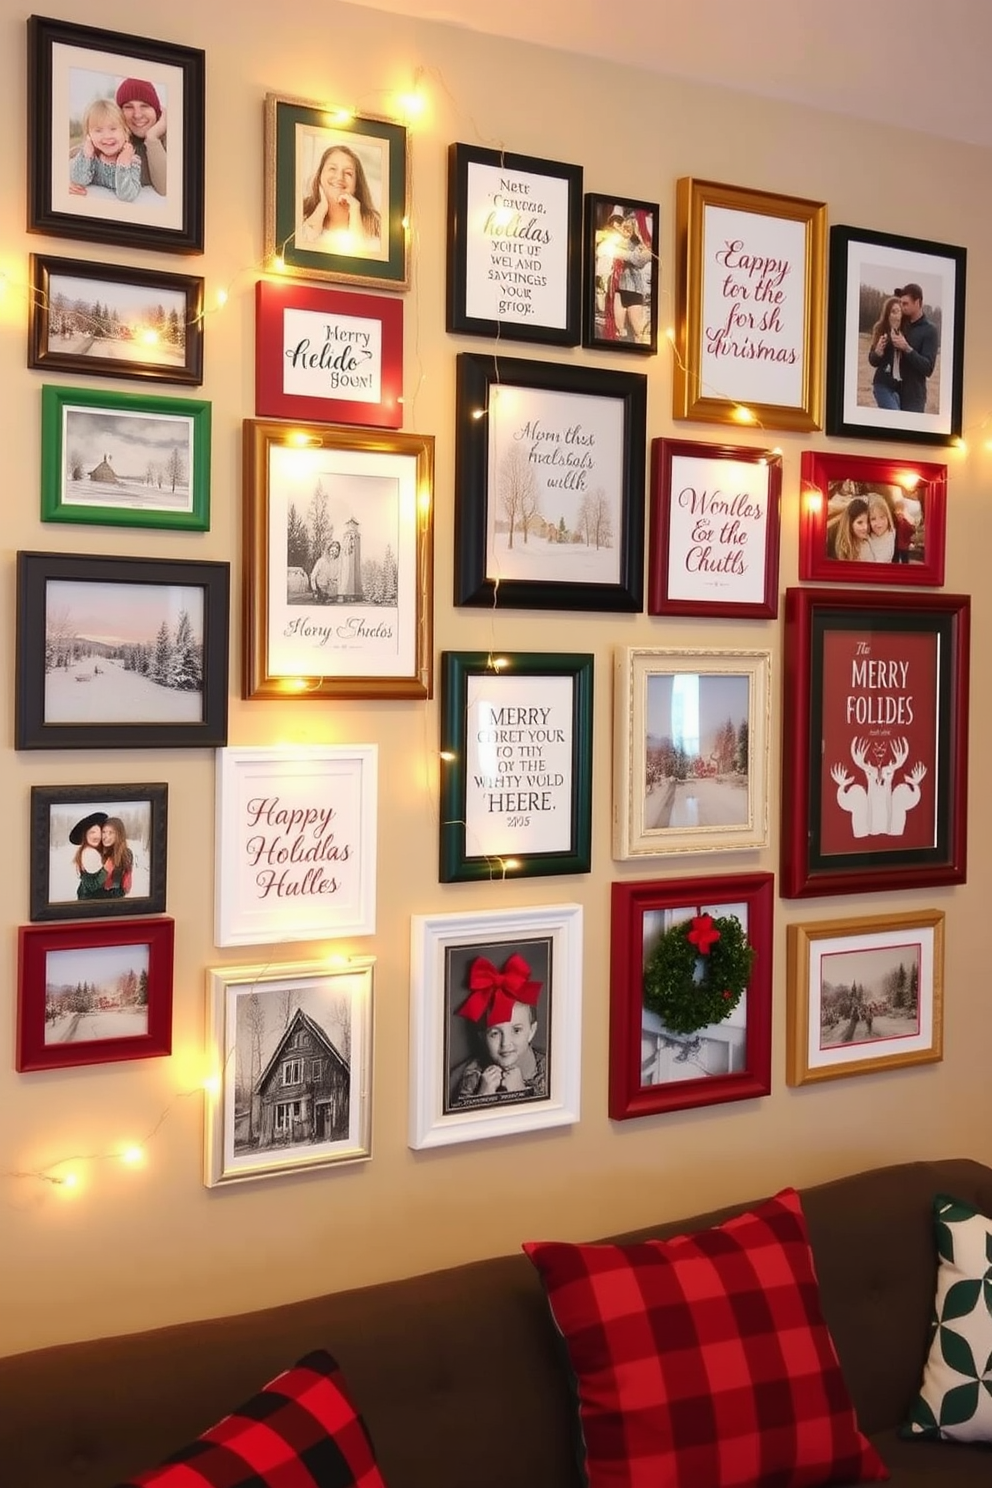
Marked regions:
[40,384,210,531]
[15,551,230,750]
[454,353,646,611]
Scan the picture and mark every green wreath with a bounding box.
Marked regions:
[643,913,754,1035]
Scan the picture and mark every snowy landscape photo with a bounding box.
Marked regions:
[44,939,150,1046]
[45,269,190,373]
[59,404,195,513]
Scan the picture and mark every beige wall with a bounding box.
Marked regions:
[2,0,990,1359]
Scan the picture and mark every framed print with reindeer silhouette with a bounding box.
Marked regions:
[781,588,969,897]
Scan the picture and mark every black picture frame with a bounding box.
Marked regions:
[29,254,204,385]
[439,651,594,882]
[826,224,966,446]
[30,783,168,922]
[27,16,205,254]
[582,193,659,355]
[454,353,646,611]
[446,143,582,345]
[16,551,230,750]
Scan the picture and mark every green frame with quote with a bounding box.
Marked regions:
[439,651,594,882]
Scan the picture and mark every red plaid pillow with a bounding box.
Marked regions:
[116,1349,386,1488]
[524,1189,888,1488]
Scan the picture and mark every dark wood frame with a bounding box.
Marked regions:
[454,352,646,611]
[799,449,946,587]
[447,142,582,345]
[439,651,594,882]
[781,587,969,897]
[826,224,966,446]
[17,916,175,1071]
[15,551,230,750]
[27,16,204,254]
[30,782,168,922]
[40,383,211,531]
[582,192,659,355]
[648,438,781,617]
[29,254,204,385]
[609,872,773,1119]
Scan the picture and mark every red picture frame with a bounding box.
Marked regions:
[255,279,403,429]
[648,439,781,618]
[781,588,969,898]
[799,450,946,587]
[609,872,773,1120]
[17,917,174,1072]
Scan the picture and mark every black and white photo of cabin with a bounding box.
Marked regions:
[284,470,399,606]
[46,270,188,372]
[44,577,205,724]
[60,406,195,514]
[233,982,354,1157]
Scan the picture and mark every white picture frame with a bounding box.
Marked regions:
[214,745,377,947]
[409,903,583,1149]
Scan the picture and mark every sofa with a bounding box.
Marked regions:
[3,1156,990,1487]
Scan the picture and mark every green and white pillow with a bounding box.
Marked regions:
[902,1192,992,1443]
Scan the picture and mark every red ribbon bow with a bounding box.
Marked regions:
[687,914,721,955]
[458,954,542,1026]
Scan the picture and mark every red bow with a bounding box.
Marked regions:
[458,954,542,1026]
[687,914,721,955]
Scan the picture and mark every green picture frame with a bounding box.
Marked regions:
[439,651,594,882]
[41,384,211,531]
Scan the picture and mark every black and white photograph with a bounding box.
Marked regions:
[29,255,204,385]
[204,959,374,1186]
[443,938,553,1114]
[30,783,168,922]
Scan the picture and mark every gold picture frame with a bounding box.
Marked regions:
[786,910,944,1085]
[674,178,826,432]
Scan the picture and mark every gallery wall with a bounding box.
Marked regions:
[2,0,991,1358]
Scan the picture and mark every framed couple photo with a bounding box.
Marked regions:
[30,783,168,922]
[28,16,204,253]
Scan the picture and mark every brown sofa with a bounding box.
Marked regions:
[3,1157,991,1487]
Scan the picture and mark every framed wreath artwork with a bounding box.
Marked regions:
[609,872,773,1119]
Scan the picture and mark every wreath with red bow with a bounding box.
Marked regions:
[643,913,754,1036]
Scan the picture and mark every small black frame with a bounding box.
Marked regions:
[30,782,169,921]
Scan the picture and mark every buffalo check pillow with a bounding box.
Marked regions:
[524,1189,888,1488]
[116,1349,387,1488]
[901,1192,992,1443]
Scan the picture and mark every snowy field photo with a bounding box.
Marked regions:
[45,269,189,371]
[60,404,195,513]
[643,671,751,830]
[44,940,150,1045]
[819,941,922,1049]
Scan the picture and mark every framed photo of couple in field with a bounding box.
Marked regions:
[30,783,168,923]
[799,450,947,587]
[786,910,944,1085]
[27,16,204,253]
[826,225,966,445]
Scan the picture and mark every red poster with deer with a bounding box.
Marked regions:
[819,627,938,856]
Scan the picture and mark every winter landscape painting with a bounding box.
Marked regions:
[45,940,150,1045]
[37,262,196,375]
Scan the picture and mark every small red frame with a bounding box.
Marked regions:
[648,439,781,618]
[799,449,946,587]
[17,917,174,1072]
[609,872,773,1120]
[255,279,403,429]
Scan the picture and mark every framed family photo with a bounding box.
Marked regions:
[614,647,771,859]
[30,783,168,922]
[648,439,782,617]
[27,16,204,253]
[243,420,434,699]
[799,450,947,587]
[826,224,966,445]
[786,910,944,1085]
[204,956,374,1186]
[17,916,174,1072]
[447,143,582,345]
[781,588,970,897]
[673,178,826,431]
[439,651,594,882]
[28,254,204,385]
[454,353,646,611]
[582,193,659,354]
[609,872,773,1120]
[409,903,583,1149]
[15,551,230,751]
[214,745,377,948]
[264,93,409,290]
[40,384,211,531]
[255,279,403,428]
